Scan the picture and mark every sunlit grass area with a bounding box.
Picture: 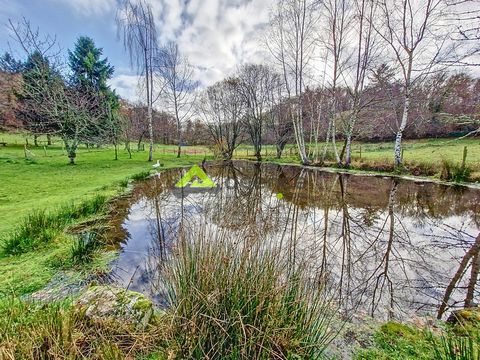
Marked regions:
[0,132,208,296]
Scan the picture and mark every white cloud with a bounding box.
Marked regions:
[51,0,117,17]
[154,0,273,87]
[113,0,275,102]
[108,74,142,102]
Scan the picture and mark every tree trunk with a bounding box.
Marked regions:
[394,91,410,167]
[137,132,144,151]
[47,134,52,145]
[147,105,153,161]
[34,134,38,147]
[293,109,309,165]
[176,126,181,158]
[276,144,283,159]
[126,141,132,159]
[344,135,352,167]
[255,148,262,162]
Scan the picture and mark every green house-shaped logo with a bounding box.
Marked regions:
[175,165,216,188]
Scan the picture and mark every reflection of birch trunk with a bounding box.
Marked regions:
[437,232,480,319]
[152,194,166,260]
[319,175,339,278]
[338,175,352,305]
[288,168,306,267]
[371,179,398,319]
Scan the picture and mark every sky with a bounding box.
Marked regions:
[0,0,274,102]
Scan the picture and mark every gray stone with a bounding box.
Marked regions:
[75,285,154,328]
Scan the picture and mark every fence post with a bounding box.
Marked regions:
[461,146,468,170]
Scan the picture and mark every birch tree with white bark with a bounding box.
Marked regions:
[265,0,319,165]
[117,0,159,161]
[374,0,452,167]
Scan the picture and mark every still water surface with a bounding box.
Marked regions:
[108,161,480,320]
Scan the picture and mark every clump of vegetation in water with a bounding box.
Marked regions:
[163,228,336,359]
[0,195,108,256]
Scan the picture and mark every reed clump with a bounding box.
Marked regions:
[163,228,335,359]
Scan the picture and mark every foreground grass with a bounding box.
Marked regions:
[355,321,480,360]
[0,229,336,359]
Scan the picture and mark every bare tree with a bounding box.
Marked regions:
[374,0,452,167]
[199,78,245,160]
[266,83,293,159]
[19,60,110,164]
[342,0,377,167]
[157,41,197,158]
[8,19,113,164]
[7,18,62,65]
[446,0,480,66]
[266,0,319,165]
[320,0,353,165]
[238,64,280,161]
[116,0,158,161]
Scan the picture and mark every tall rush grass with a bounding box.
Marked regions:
[0,195,108,256]
[164,227,335,359]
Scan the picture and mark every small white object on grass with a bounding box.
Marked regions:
[152,160,161,168]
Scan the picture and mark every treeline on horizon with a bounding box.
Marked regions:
[1,66,479,142]
[0,0,479,166]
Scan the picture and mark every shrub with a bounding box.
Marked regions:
[1,211,60,255]
[164,228,335,359]
[433,332,480,360]
[440,159,472,183]
[70,232,101,265]
[131,170,152,181]
[0,297,163,359]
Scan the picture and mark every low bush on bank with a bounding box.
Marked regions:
[0,195,108,256]
[70,231,102,265]
[440,159,472,183]
[355,321,480,360]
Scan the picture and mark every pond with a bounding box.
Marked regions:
[107,161,480,321]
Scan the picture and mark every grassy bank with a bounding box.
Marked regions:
[235,138,480,183]
[0,132,208,296]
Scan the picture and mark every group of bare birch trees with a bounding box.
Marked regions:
[262,0,478,167]
[117,0,478,166]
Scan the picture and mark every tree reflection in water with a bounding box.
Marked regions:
[108,161,480,319]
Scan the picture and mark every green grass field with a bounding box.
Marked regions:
[0,132,479,358]
[0,132,208,295]
[234,138,480,166]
